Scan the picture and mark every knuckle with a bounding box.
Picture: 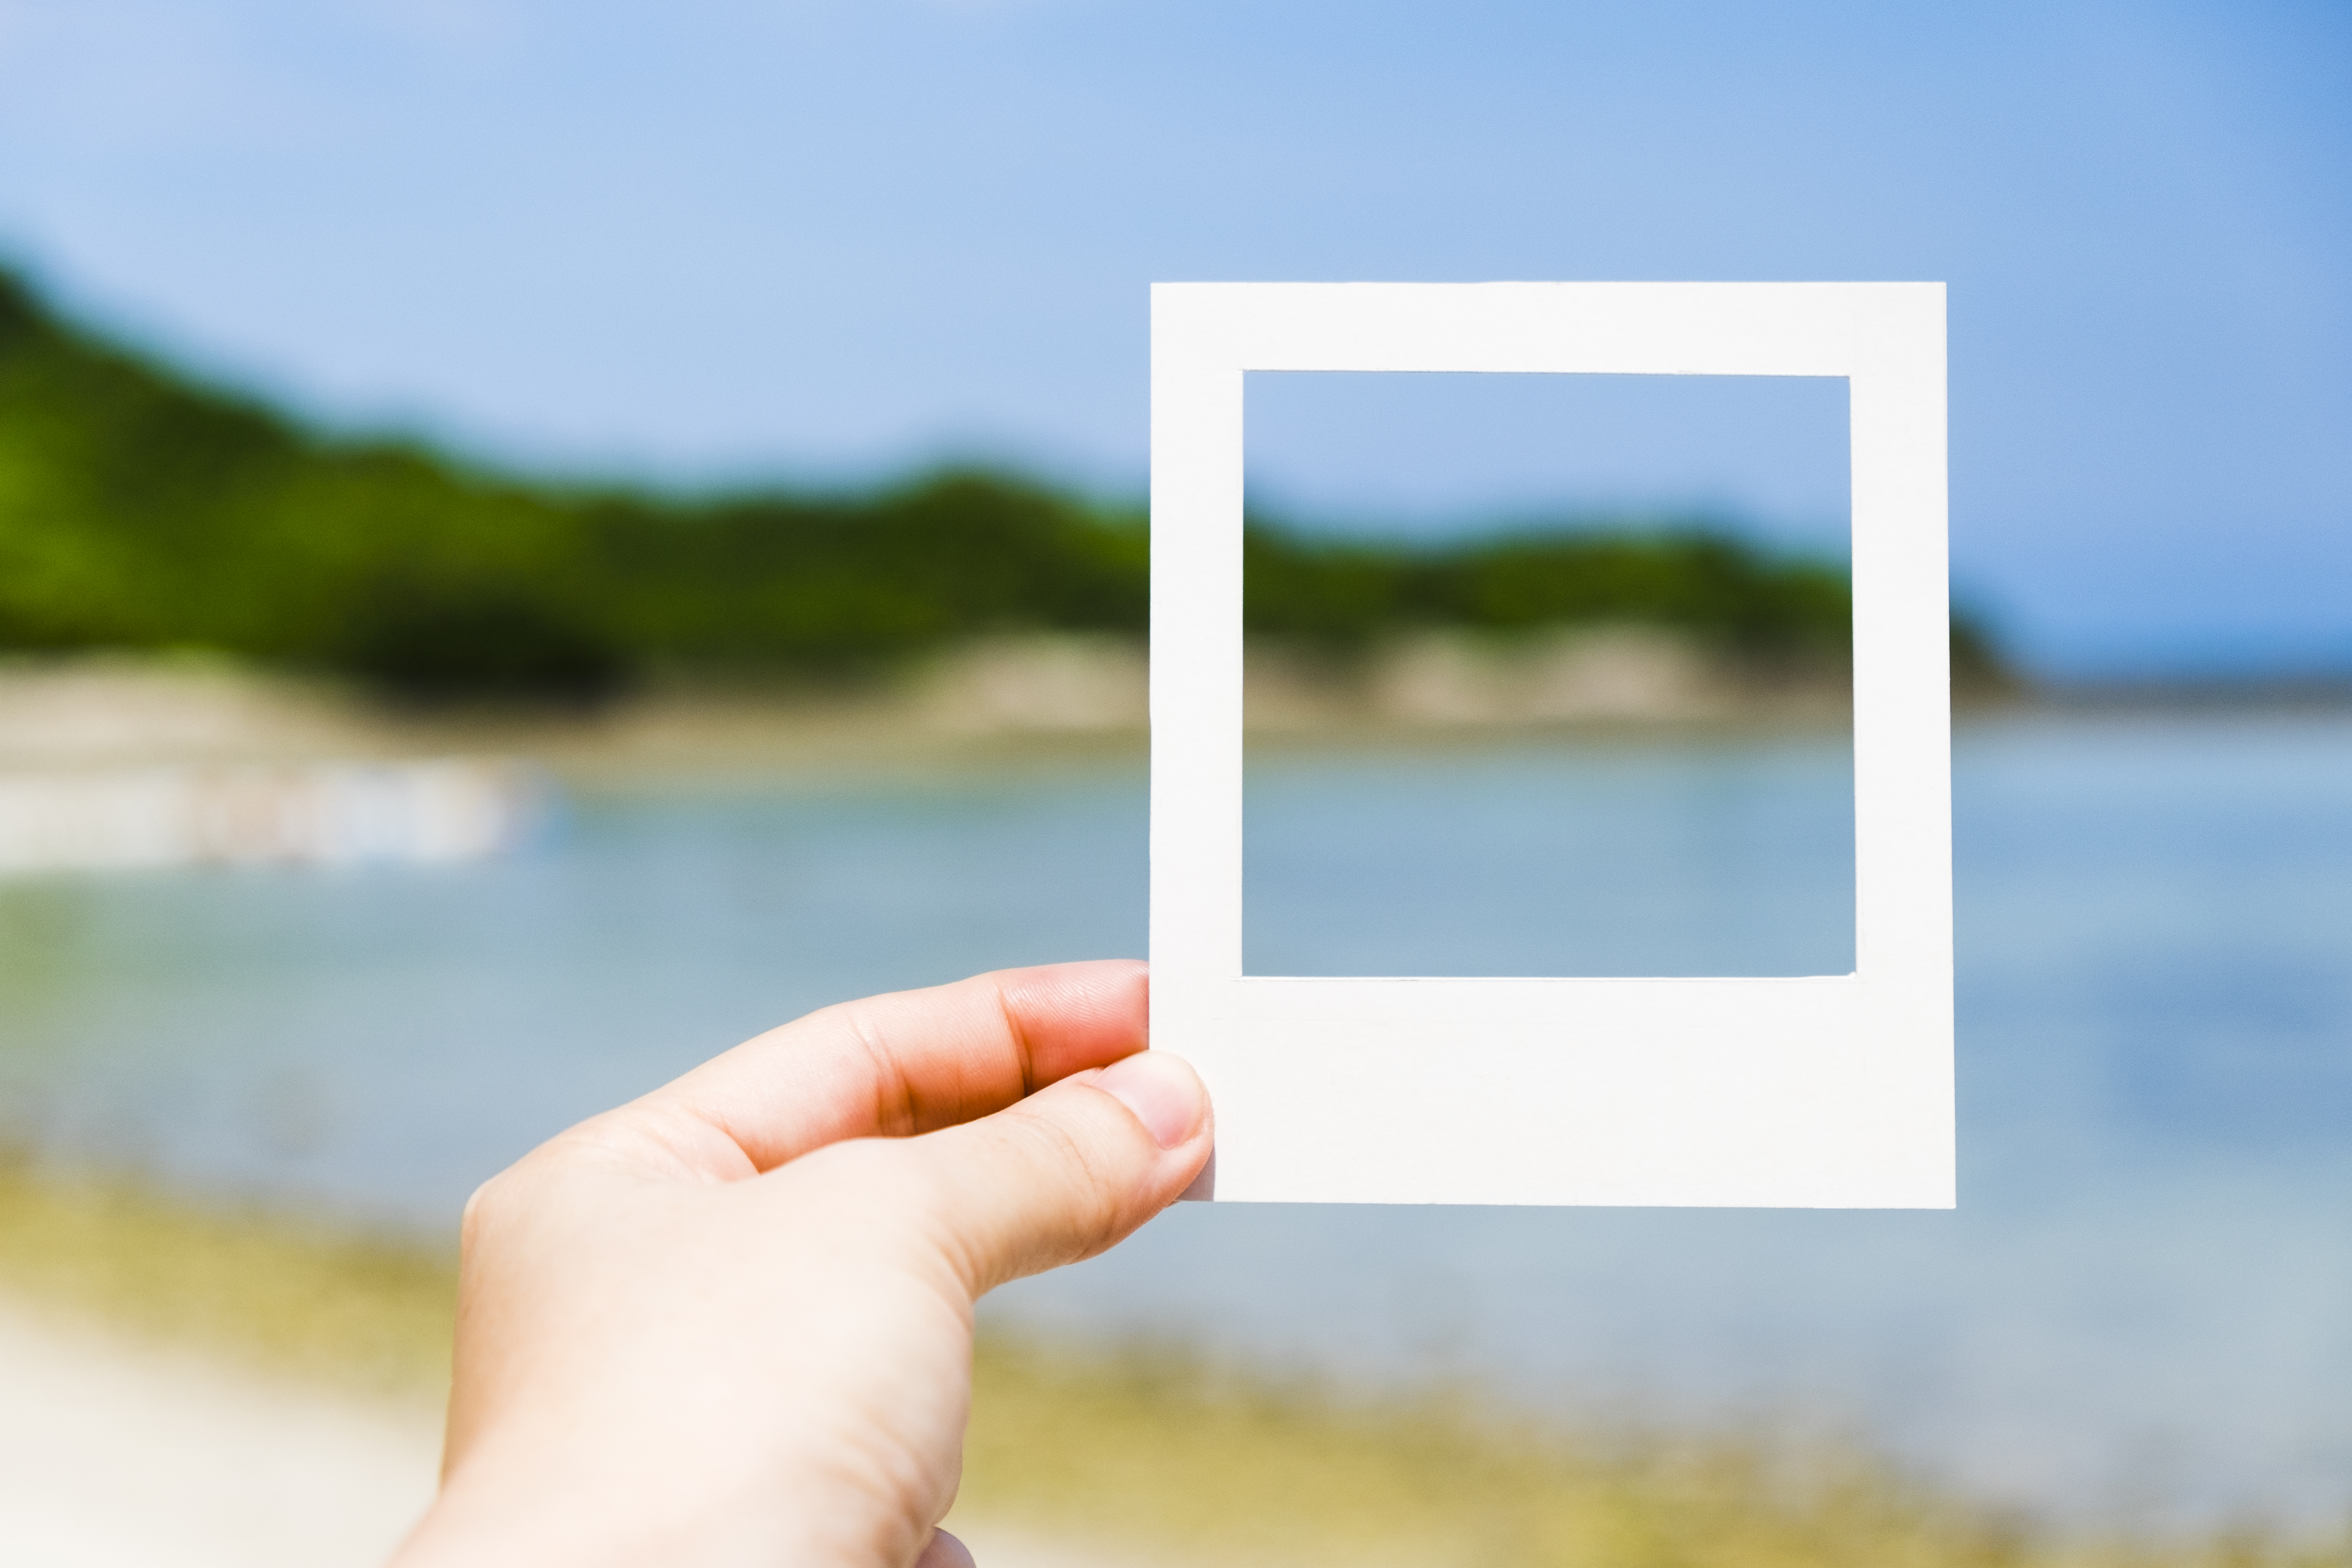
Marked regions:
[835,1001,921,1137]
[456,1171,509,1246]
[455,1149,559,1253]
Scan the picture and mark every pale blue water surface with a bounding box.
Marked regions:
[1,713,2346,1528]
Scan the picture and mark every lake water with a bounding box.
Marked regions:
[1,712,2347,1529]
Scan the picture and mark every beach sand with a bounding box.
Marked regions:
[3,1169,2343,1568]
[0,1298,439,1567]
[0,1296,1159,1568]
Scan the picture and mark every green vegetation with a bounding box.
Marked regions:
[1244,525,1841,655]
[0,267,2005,701]
[0,1162,2336,1567]
[0,269,1142,699]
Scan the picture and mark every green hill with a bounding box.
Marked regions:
[0,268,2001,700]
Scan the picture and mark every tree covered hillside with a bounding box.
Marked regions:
[0,269,1995,700]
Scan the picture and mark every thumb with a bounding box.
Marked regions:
[904,1050,1212,1296]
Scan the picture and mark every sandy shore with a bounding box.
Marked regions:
[0,1299,440,1567]
[3,1162,2340,1568]
[0,1296,1156,1568]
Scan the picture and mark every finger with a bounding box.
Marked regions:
[899,1049,1211,1295]
[914,1528,976,1568]
[643,960,1149,1172]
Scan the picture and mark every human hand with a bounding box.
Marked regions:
[390,960,1208,1568]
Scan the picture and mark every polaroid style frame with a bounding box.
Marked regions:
[1150,282,1952,1208]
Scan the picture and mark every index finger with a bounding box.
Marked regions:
[638,959,1149,1173]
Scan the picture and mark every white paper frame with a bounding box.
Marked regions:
[1150,282,1952,1208]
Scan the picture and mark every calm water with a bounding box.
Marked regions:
[1,713,2347,1527]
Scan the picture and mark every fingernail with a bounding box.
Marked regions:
[1094,1051,1204,1149]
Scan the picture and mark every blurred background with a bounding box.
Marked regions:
[0,2,2347,1566]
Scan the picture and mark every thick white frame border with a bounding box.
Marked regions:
[1150,282,1953,1207]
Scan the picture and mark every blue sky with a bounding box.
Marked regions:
[0,0,2345,676]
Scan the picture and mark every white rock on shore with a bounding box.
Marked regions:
[0,632,1844,792]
